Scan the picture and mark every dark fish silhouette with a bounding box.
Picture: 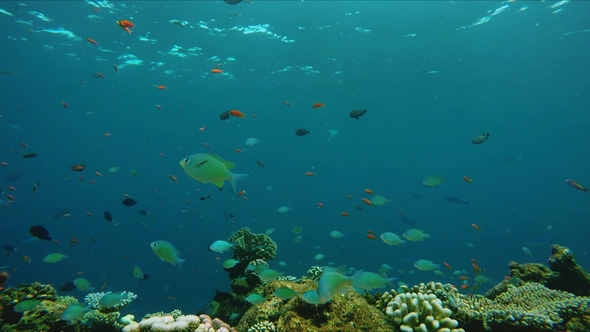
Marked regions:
[103,211,113,222]
[444,197,470,206]
[224,0,243,4]
[29,225,51,241]
[199,195,211,201]
[59,281,76,292]
[399,216,417,228]
[21,153,39,158]
[295,129,309,136]
[472,133,490,145]
[139,210,149,216]
[219,111,231,120]
[122,198,137,207]
[214,288,232,302]
[3,245,16,252]
[349,109,367,119]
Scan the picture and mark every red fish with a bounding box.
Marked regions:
[229,110,245,118]
[86,38,99,46]
[463,176,473,184]
[312,102,325,109]
[211,63,223,74]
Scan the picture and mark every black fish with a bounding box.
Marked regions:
[59,281,76,292]
[399,216,417,228]
[140,273,151,281]
[219,111,231,120]
[444,197,470,206]
[295,129,309,136]
[199,195,211,201]
[21,153,39,158]
[472,133,490,145]
[214,288,232,302]
[3,245,16,252]
[138,209,149,216]
[122,198,137,207]
[355,206,363,211]
[224,0,243,4]
[103,211,113,222]
[29,225,51,241]
[349,109,367,119]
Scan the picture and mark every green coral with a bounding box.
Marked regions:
[228,228,277,262]
[143,309,183,320]
[458,282,590,331]
[247,320,276,331]
[385,282,464,332]
[305,266,323,282]
[82,310,125,331]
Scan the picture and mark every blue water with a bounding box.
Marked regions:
[0,0,589,319]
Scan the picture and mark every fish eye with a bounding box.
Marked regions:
[184,158,190,163]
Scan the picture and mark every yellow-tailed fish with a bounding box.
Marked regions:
[179,153,248,193]
[150,240,185,270]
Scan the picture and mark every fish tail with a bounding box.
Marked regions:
[229,173,249,194]
[177,258,185,270]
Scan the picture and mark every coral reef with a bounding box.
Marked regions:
[84,291,137,313]
[505,245,590,296]
[457,282,590,331]
[247,320,276,331]
[305,266,323,282]
[384,282,465,332]
[228,228,277,262]
[236,279,391,331]
[123,313,236,332]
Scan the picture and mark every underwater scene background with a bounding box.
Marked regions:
[0,0,589,329]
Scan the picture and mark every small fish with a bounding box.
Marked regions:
[364,189,374,195]
[522,247,533,257]
[103,211,113,222]
[471,223,482,232]
[219,111,231,120]
[70,164,86,172]
[565,179,588,192]
[341,212,350,217]
[61,101,69,108]
[349,109,367,119]
[443,262,452,269]
[444,197,470,206]
[168,174,178,183]
[295,129,310,136]
[463,176,473,184]
[211,63,223,74]
[86,37,99,46]
[274,287,298,300]
[43,253,67,263]
[305,172,315,176]
[209,240,234,253]
[472,133,490,145]
[311,102,325,109]
[256,161,265,167]
[362,198,372,205]
[228,110,245,118]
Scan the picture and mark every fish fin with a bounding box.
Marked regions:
[229,173,249,194]
[208,154,235,170]
[213,180,225,188]
[178,258,185,270]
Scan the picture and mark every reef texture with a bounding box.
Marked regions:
[504,244,590,297]
[123,313,235,332]
[228,227,277,262]
[236,279,391,332]
[457,282,590,331]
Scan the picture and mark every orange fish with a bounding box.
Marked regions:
[152,85,166,90]
[71,164,86,172]
[364,189,374,195]
[459,276,469,281]
[317,203,323,209]
[229,110,245,118]
[362,198,372,205]
[341,212,350,217]
[367,233,377,240]
[70,237,80,244]
[312,102,325,109]
[61,101,69,108]
[211,63,223,74]
[460,284,470,289]
[86,37,99,45]
[117,20,135,28]
[471,223,482,232]
[443,262,452,270]
[7,195,14,202]
[463,176,473,184]
[565,179,588,192]
[305,172,315,176]
[168,174,178,183]
[235,149,242,153]
[472,263,481,276]
[237,190,246,197]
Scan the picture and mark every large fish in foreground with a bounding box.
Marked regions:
[179,153,248,193]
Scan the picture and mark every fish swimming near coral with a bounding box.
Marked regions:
[179,153,248,193]
[150,240,185,270]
